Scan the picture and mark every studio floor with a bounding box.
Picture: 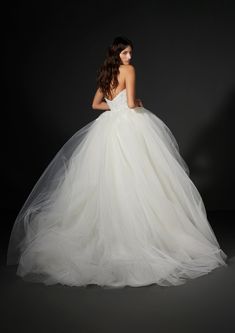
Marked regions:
[1,211,234,333]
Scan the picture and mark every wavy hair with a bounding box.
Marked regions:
[96,36,133,99]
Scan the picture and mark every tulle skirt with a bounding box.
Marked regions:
[6,106,228,287]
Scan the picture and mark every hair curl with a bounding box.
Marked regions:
[96,36,133,100]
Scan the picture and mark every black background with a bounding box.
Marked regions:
[2,1,235,333]
[4,0,235,219]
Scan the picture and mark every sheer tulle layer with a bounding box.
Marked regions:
[7,105,228,287]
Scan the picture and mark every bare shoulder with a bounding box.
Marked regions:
[120,65,136,82]
[120,64,135,73]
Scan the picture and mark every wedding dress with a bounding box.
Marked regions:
[6,88,228,287]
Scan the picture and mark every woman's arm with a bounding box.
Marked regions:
[91,88,110,111]
[124,65,143,108]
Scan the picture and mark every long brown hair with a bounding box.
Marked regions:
[96,36,134,99]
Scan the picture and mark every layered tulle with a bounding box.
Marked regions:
[7,89,228,287]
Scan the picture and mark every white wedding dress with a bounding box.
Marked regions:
[7,88,228,287]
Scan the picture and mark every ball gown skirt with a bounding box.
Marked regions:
[6,88,228,288]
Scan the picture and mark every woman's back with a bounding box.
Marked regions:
[108,65,127,101]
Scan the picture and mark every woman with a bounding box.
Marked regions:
[92,37,143,109]
[6,36,228,288]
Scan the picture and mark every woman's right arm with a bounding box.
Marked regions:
[91,88,110,111]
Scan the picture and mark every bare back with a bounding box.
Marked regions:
[92,64,137,109]
[108,65,127,100]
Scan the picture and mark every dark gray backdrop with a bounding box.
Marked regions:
[4,0,235,228]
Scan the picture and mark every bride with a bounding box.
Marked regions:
[6,36,228,288]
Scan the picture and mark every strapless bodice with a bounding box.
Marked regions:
[104,89,131,112]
